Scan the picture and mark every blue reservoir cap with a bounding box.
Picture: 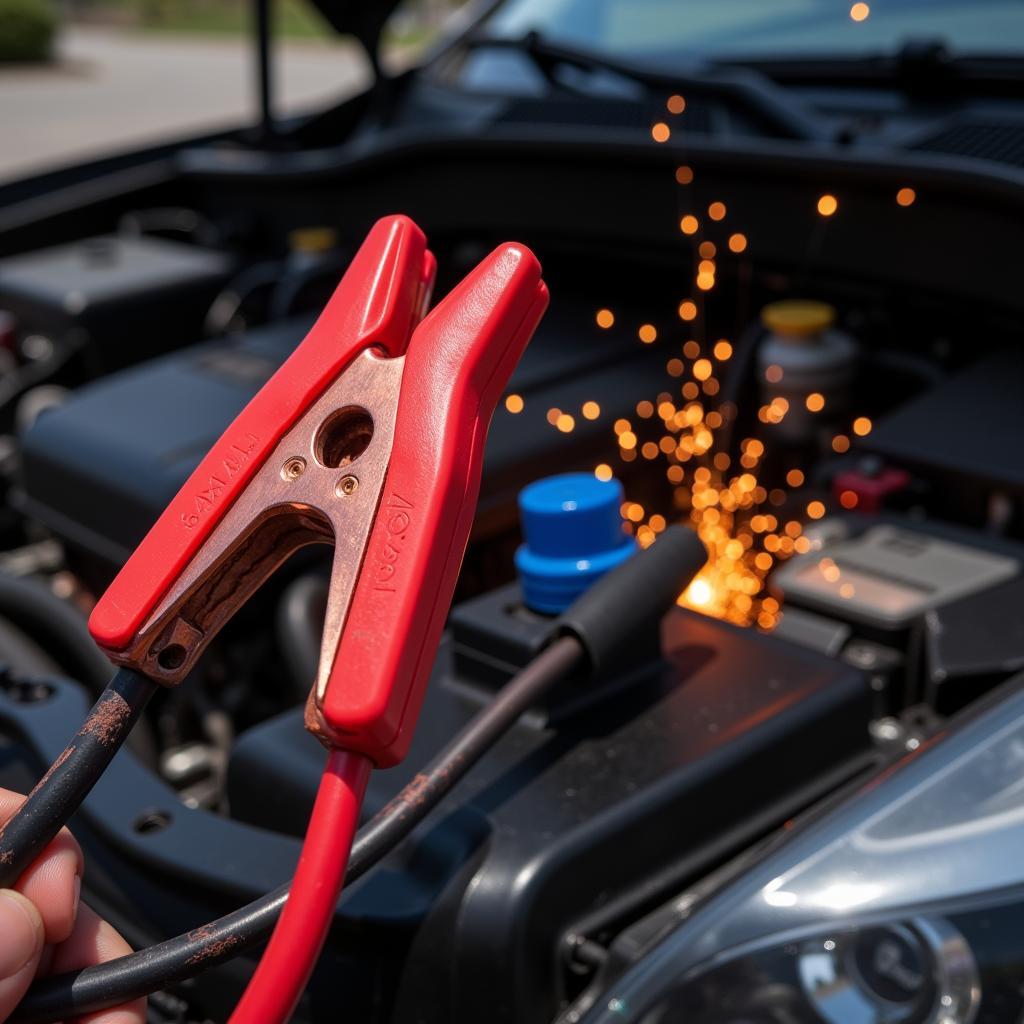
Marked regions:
[515,472,637,614]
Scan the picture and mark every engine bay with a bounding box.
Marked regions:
[0,102,1023,1022]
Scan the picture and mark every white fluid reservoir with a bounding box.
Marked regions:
[757,300,858,443]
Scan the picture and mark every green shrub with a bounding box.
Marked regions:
[0,0,57,63]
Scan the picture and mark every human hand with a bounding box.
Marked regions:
[0,787,145,1023]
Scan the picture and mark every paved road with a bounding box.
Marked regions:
[0,27,370,183]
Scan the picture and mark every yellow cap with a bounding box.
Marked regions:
[761,300,835,338]
[288,227,338,255]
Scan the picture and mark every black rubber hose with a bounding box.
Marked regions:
[0,618,62,678]
[556,525,706,673]
[0,573,113,691]
[13,639,585,1024]
[16,525,705,1023]
[0,667,157,888]
[275,574,328,695]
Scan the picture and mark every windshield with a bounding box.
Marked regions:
[483,0,1024,62]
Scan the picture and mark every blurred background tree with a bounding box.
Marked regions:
[0,0,467,66]
[57,0,467,42]
[0,0,57,61]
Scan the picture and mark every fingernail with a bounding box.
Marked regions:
[72,873,81,921]
[0,889,41,976]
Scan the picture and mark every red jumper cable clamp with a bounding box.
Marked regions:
[87,214,548,1021]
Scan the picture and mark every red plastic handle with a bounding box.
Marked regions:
[313,243,549,765]
[90,215,433,652]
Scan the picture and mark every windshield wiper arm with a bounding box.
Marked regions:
[461,31,830,142]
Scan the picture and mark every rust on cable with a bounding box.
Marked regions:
[32,745,75,789]
[183,924,241,965]
[0,745,74,851]
[80,691,132,747]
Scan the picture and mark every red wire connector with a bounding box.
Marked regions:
[88,213,548,766]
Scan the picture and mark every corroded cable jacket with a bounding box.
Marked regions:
[0,667,157,887]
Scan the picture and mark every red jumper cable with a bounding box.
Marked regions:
[82,214,548,1021]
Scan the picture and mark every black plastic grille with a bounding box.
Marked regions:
[911,121,1024,169]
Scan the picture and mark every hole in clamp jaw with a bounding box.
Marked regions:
[315,407,373,469]
[157,643,187,671]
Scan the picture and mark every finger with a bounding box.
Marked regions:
[0,788,84,945]
[47,903,145,1024]
[0,788,27,820]
[15,840,82,947]
[77,1004,148,1024]
[0,889,44,1022]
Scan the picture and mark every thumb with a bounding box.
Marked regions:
[0,889,43,1022]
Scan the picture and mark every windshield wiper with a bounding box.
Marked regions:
[459,31,830,142]
[717,38,1024,98]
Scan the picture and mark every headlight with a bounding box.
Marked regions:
[583,682,1024,1024]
